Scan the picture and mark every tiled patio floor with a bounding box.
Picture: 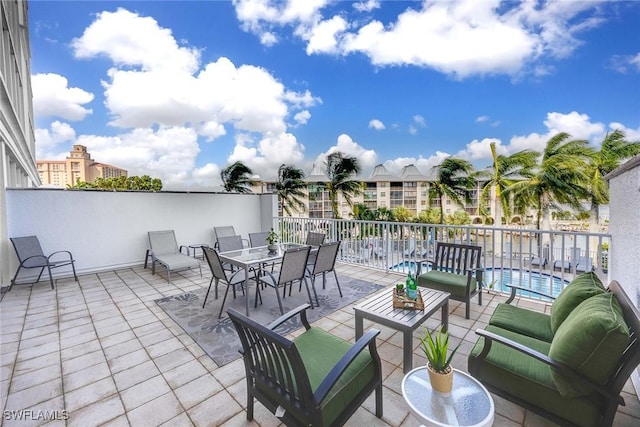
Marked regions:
[1,262,639,426]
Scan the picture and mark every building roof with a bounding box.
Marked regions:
[305,163,329,183]
[400,164,426,181]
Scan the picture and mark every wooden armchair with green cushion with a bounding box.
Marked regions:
[416,241,483,318]
[228,304,383,427]
[468,272,640,426]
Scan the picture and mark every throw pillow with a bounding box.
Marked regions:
[550,272,605,333]
[549,292,629,397]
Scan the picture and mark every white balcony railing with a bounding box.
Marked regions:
[277,217,611,300]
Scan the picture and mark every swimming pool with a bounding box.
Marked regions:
[389,261,570,298]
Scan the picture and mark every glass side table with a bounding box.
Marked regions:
[402,367,494,427]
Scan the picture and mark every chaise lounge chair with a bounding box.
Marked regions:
[148,230,202,283]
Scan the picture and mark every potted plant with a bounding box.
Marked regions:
[266,228,279,252]
[420,326,460,394]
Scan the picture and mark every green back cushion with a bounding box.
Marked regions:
[551,272,605,333]
[548,292,629,397]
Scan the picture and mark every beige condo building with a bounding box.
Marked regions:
[37,144,128,187]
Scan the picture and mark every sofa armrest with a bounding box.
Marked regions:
[505,284,556,304]
[474,329,624,404]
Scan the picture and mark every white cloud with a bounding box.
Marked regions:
[609,52,640,74]
[413,115,426,126]
[608,122,640,143]
[368,119,385,130]
[72,8,200,73]
[31,74,94,121]
[305,15,348,55]
[35,7,321,185]
[293,110,311,125]
[353,0,380,13]
[233,0,609,78]
[543,111,605,140]
[383,152,450,176]
[315,133,378,173]
[408,125,417,135]
[475,115,489,123]
[77,126,201,186]
[35,121,76,159]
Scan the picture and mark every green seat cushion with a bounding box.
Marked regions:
[469,325,603,426]
[417,271,477,299]
[550,272,605,333]
[489,303,554,343]
[294,327,377,426]
[549,292,629,397]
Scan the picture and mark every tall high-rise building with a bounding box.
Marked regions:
[1,1,39,287]
[37,144,128,187]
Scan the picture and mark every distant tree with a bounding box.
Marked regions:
[507,132,591,232]
[478,142,538,226]
[324,152,362,218]
[585,130,640,232]
[275,164,306,216]
[221,161,253,193]
[392,206,414,223]
[372,207,395,222]
[445,210,472,225]
[429,157,475,224]
[352,203,375,220]
[417,208,442,224]
[68,175,162,191]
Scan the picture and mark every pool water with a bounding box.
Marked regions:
[389,262,569,298]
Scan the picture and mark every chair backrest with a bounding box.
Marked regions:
[433,241,482,273]
[278,246,311,284]
[10,236,45,262]
[202,247,229,281]
[305,232,325,246]
[217,235,243,252]
[248,232,270,247]
[312,241,341,275]
[227,308,315,424]
[214,226,236,241]
[148,230,179,256]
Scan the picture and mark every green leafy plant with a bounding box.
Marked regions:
[420,326,460,373]
[266,228,279,245]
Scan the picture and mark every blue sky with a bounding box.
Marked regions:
[29,0,640,189]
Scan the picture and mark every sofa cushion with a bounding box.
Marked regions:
[417,270,477,299]
[549,292,629,397]
[550,272,605,333]
[489,303,554,343]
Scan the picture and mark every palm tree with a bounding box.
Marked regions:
[507,132,592,233]
[324,152,362,218]
[275,164,306,216]
[586,130,640,233]
[221,161,253,193]
[478,142,538,227]
[429,157,475,224]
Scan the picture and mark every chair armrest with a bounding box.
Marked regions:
[505,284,556,304]
[267,303,312,331]
[21,254,49,266]
[416,259,434,275]
[179,245,189,255]
[474,329,623,404]
[314,328,381,403]
[47,250,74,261]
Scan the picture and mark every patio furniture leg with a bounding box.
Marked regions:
[403,331,412,373]
[442,300,449,333]
[355,314,364,339]
[46,265,55,289]
[333,270,343,297]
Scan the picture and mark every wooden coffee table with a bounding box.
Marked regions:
[354,287,449,373]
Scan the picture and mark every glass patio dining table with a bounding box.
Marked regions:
[217,243,306,316]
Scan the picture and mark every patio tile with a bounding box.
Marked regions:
[107,348,150,373]
[62,350,107,375]
[67,395,125,427]
[112,360,160,391]
[187,390,243,427]
[159,412,194,427]
[120,374,171,411]
[63,361,111,392]
[174,374,224,410]
[103,339,143,360]
[5,378,62,409]
[127,392,184,426]
[162,359,208,389]
[64,376,118,412]
[153,348,196,373]
[9,364,61,393]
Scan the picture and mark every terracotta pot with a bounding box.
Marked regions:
[427,364,453,394]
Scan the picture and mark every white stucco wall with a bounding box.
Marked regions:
[607,157,640,308]
[3,189,277,284]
